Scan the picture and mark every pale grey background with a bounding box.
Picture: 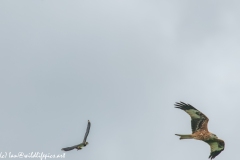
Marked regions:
[0,0,239,160]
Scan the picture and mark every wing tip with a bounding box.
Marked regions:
[174,101,184,109]
[208,150,223,160]
[174,101,195,110]
[209,154,215,160]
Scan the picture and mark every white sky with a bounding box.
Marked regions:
[0,0,239,160]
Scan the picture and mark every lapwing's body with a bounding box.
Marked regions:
[62,120,91,151]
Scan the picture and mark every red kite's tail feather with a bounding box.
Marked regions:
[175,134,193,140]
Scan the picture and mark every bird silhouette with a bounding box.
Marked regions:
[62,120,91,151]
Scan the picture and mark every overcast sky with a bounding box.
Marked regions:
[0,0,239,160]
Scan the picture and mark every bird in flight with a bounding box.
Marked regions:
[62,120,91,151]
[175,102,225,159]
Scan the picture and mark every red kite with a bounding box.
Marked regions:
[175,102,225,159]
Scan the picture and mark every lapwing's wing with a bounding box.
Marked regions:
[83,120,91,143]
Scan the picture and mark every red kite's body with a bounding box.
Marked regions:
[175,102,225,159]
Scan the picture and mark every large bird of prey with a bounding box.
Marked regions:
[62,120,91,151]
[175,102,225,159]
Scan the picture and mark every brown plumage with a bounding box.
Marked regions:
[175,102,225,159]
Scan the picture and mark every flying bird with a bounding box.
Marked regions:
[62,120,91,151]
[175,102,225,159]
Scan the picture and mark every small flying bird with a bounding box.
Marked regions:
[62,120,91,151]
[175,102,225,159]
